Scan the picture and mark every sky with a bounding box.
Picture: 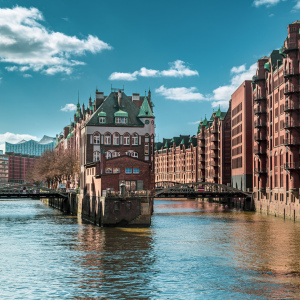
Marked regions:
[0,0,299,152]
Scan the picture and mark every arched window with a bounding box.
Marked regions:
[131,152,138,158]
[132,133,138,145]
[113,133,120,145]
[93,151,100,162]
[123,133,130,145]
[104,133,111,145]
[93,132,100,144]
[112,151,120,158]
[106,151,112,159]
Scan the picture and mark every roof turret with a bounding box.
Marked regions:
[138,97,154,118]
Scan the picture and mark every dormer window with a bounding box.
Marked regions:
[98,110,106,124]
[115,117,127,124]
[114,110,128,125]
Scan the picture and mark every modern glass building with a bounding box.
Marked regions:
[5,135,55,156]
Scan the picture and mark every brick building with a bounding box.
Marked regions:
[155,106,231,187]
[7,153,36,184]
[231,80,253,191]
[197,106,231,185]
[155,135,197,184]
[0,152,9,183]
[56,88,155,196]
[253,21,300,219]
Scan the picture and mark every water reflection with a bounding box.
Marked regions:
[1,199,300,299]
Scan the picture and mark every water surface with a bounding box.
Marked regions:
[0,199,300,299]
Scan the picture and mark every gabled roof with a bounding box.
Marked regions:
[138,97,154,118]
[86,92,144,127]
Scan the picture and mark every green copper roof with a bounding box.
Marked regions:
[98,110,107,117]
[279,46,287,57]
[264,62,271,72]
[202,116,208,126]
[215,106,222,118]
[150,101,155,107]
[67,133,71,139]
[138,97,154,118]
[114,110,128,117]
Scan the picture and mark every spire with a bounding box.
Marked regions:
[77,91,80,109]
[148,88,151,100]
[138,96,154,118]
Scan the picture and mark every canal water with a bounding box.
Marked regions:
[1,199,300,299]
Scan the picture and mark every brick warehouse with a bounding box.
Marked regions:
[253,21,300,220]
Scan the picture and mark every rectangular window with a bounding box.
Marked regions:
[113,168,120,173]
[133,168,139,174]
[125,168,132,174]
[124,136,130,145]
[99,117,106,124]
[105,168,112,173]
[115,117,127,124]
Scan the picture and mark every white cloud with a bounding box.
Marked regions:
[231,64,246,74]
[253,0,281,7]
[23,73,31,78]
[0,6,112,75]
[109,60,198,81]
[188,120,201,125]
[61,103,77,112]
[156,63,257,109]
[211,63,257,107]
[293,1,300,9]
[155,85,206,101]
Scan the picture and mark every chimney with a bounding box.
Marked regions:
[118,90,122,107]
[95,90,104,109]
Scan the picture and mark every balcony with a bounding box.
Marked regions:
[254,146,267,155]
[252,74,265,83]
[209,161,219,167]
[284,85,300,95]
[199,157,205,162]
[211,136,218,142]
[211,153,218,158]
[199,150,205,155]
[284,101,300,112]
[199,163,206,169]
[254,168,267,174]
[253,95,266,102]
[282,40,298,53]
[284,162,300,170]
[198,134,205,140]
[283,121,300,129]
[211,145,218,150]
[211,127,218,134]
[284,68,299,77]
[283,138,300,146]
[254,107,266,115]
[254,120,266,128]
[254,134,266,141]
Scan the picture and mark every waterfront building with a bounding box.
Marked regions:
[56,88,155,195]
[7,153,36,184]
[231,80,253,191]
[0,153,9,183]
[154,135,197,184]
[197,106,231,185]
[253,21,300,220]
[5,135,55,156]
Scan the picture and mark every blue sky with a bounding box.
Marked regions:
[0,0,299,151]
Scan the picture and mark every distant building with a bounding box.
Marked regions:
[155,135,197,184]
[7,153,37,184]
[5,135,55,156]
[0,153,9,183]
[197,106,231,185]
[231,80,253,191]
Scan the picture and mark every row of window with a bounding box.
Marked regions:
[93,132,139,146]
[93,151,139,162]
[99,117,128,124]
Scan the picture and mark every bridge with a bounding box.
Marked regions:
[155,181,252,200]
[0,184,68,199]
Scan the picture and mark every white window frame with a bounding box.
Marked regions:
[133,168,139,174]
[99,117,106,124]
[104,133,111,145]
[93,151,100,162]
[125,168,132,174]
[124,135,130,145]
[106,151,112,159]
[93,132,100,144]
[131,152,138,158]
[132,134,138,145]
[115,117,127,124]
[113,133,120,145]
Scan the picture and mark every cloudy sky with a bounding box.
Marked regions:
[0,0,299,151]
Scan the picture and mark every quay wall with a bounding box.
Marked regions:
[42,194,153,227]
